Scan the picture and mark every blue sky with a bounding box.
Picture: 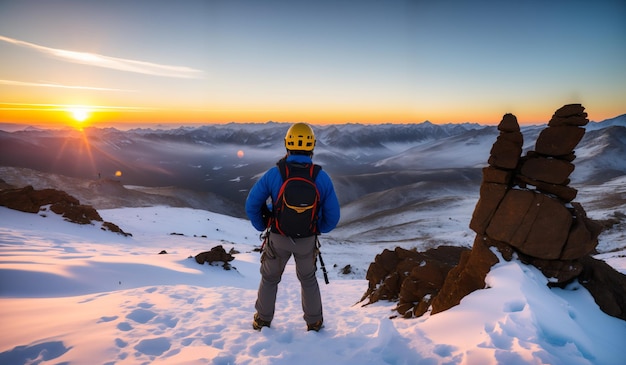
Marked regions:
[0,0,624,126]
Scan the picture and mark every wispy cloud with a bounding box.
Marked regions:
[0,79,135,92]
[0,102,158,112]
[0,35,204,79]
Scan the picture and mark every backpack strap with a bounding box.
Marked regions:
[311,164,322,180]
[277,158,288,181]
[277,158,322,181]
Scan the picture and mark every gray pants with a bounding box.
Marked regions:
[255,232,323,325]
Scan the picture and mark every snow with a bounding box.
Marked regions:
[1,205,625,365]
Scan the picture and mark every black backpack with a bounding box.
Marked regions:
[270,159,322,238]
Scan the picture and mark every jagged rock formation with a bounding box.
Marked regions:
[0,185,131,236]
[361,104,626,320]
[468,105,601,284]
[359,246,467,317]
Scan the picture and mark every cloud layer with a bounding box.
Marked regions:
[0,79,133,92]
[0,35,204,79]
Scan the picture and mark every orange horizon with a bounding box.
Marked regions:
[0,103,623,129]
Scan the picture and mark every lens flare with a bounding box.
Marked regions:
[70,108,89,122]
[237,150,244,158]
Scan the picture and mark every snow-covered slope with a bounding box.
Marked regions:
[1,205,625,364]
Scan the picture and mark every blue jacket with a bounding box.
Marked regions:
[245,154,340,233]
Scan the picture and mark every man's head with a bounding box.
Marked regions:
[284,123,315,155]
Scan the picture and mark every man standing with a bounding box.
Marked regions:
[245,123,340,332]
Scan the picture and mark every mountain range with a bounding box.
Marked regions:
[1,115,625,241]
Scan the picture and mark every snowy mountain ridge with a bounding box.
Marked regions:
[1,117,625,223]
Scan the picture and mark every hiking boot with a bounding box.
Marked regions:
[307,320,323,332]
[252,313,271,331]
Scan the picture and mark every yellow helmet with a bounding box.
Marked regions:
[284,123,315,151]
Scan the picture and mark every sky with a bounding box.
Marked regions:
[0,0,625,128]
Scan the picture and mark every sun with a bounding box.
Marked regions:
[69,107,90,123]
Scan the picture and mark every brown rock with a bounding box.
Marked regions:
[560,203,601,260]
[399,276,426,304]
[397,246,466,311]
[396,301,415,318]
[561,221,595,260]
[195,245,235,268]
[524,150,575,162]
[376,249,400,274]
[0,185,80,213]
[413,299,431,318]
[469,183,508,235]
[404,260,448,295]
[548,116,589,127]
[397,258,448,317]
[520,157,575,185]
[50,203,102,224]
[486,190,572,259]
[395,246,422,261]
[101,221,133,237]
[558,152,577,162]
[482,167,513,184]
[488,238,516,261]
[381,271,402,300]
[379,248,402,272]
[508,191,545,249]
[553,104,585,118]
[488,138,522,169]
[518,194,573,259]
[498,113,520,132]
[431,235,500,314]
[360,246,467,317]
[485,189,535,244]
[580,255,626,320]
[0,185,133,235]
[535,126,585,156]
[572,202,603,239]
[0,186,41,213]
[363,248,400,301]
[497,130,524,145]
[0,185,103,224]
[516,175,578,202]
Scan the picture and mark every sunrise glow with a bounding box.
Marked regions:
[69,108,89,123]
[0,2,623,128]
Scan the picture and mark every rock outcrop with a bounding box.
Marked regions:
[361,104,626,321]
[359,246,467,317]
[468,106,602,283]
[0,185,131,236]
[195,245,235,270]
